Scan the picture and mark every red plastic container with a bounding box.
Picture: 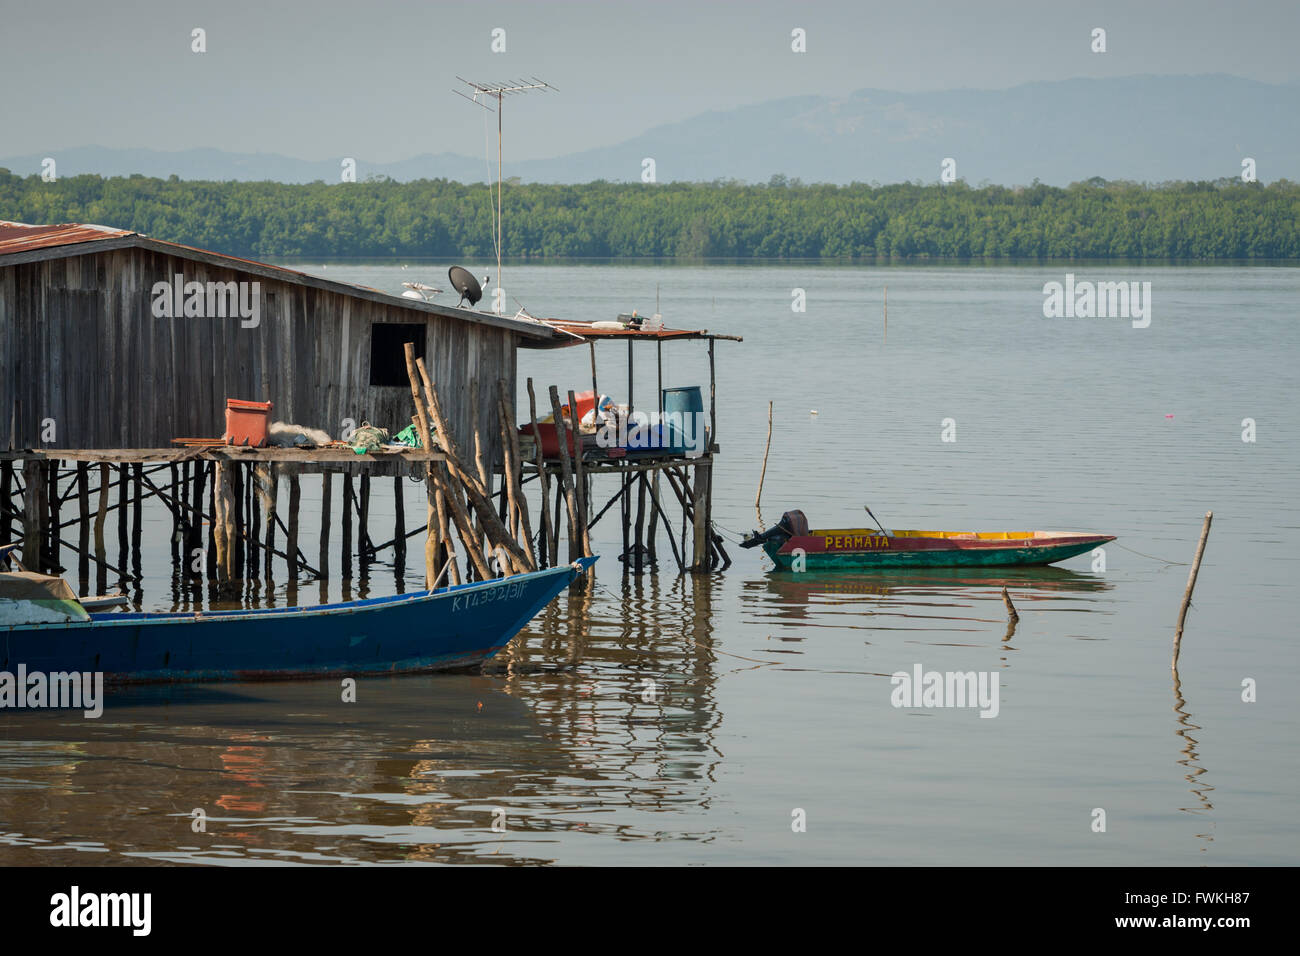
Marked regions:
[224,398,273,447]
[516,390,596,458]
[563,390,597,422]
[518,421,577,458]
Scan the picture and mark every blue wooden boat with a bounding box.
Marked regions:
[1,544,596,683]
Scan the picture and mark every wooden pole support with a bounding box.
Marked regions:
[549,386,581,563]
[287,469,301,581]
[526,378,555,568]
[497,380,536,567]
[417,358,533,573]
[690,459,711,572]
[567,389,591,558]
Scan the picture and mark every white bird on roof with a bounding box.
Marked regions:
[401,281,444,302]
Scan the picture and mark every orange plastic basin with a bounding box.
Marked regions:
[224,399,273,447]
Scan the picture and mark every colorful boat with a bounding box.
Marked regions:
[741,511,1114,571]
[1,544,596,683]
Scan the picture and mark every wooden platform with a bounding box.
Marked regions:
[1,447,444,473]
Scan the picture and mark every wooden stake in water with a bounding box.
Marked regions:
[1173,511,1213,670]
[1000,586,1020,641]
[755,400,773,513]
[883,285,888,345]
[1000,587,1019,623]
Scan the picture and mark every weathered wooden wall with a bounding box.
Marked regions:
[0,248,517,464]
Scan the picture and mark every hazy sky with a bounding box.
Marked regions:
[2,0,1297,162]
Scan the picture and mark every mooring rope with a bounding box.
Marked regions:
[1112,541,1188,565]
[709,521,751,544]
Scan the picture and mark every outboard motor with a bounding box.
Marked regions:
[741,510,808,549]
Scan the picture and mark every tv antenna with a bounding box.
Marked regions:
[455,76,555,313]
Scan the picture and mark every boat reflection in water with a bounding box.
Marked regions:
[0,569,728,866]
[745,565,1114,629]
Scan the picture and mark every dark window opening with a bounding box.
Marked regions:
[369,323,427,387]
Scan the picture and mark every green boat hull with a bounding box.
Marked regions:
[762,539,1101,571]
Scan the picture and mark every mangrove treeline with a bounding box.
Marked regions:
[2,170,1297,260]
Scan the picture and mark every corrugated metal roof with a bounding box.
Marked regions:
[0,221,135,254]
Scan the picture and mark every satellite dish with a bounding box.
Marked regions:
[448,266,483,308]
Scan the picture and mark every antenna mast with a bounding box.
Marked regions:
[455,76,555,313]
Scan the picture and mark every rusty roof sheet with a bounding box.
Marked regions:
[0,221,135,254]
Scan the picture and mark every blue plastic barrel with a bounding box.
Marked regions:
[661,385,705,454]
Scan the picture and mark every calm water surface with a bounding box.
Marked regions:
[2,263,1297,865]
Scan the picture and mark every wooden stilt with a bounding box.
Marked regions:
[94,462,109,593]
[188,460,204,580]
[708,337,717,452]
[319,471,332,580]
[675,468,689,563]
[633,471,647,572]
[0,459,11,546]
[205,463,217,582]
[357,473,370,570]
[392,473,405,567]
[648,474,684,573]
[235,461,248,579]
[130,462,143,585]
[433,475,459,586]
[261,464,278,582]
[706,459,719,569]
[287,469,301,582]
[47,461,60,571]
[691,459,711,572]
[553,472,564,569]
[526,378,555,568]
[22,460,42,570]
[76,462,90,592]
[496,458,509,528]
[549,386,581,563]
[115,463,127,583]
[213,460,236,586]
[647,470,659,568]
[167,462,181,571]
[621,470,630,572]
[566,390,591,558]
[402,341,437,588]
[497,381,536,568]
[342,471,354,579]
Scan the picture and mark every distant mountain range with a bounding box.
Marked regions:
[4,75,1296,186]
